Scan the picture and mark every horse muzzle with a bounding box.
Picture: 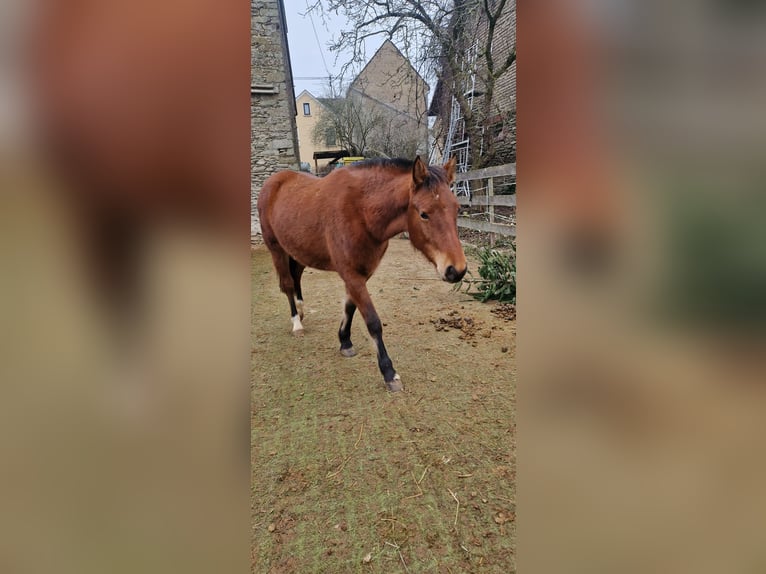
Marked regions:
[443,265,467,283]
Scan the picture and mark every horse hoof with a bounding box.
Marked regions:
[340,347,357,358]
[292,329,305,338]
[386,374,403,392]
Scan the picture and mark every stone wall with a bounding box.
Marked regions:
[251,0,300,237]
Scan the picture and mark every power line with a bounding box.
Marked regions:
[304,1,330,80]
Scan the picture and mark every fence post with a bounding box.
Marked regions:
[487,176,495,247]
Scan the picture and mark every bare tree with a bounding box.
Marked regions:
[367,107,422,158]
[307,0,516,168]
[311,93,385,157]
[312,87,424,159]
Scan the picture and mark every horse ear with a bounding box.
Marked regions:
[444,156,457,185]
[412,155,428,187]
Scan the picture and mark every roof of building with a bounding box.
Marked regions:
[296,89,344,110]
[350,40,429,91]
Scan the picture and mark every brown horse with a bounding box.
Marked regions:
[258,156,467,392]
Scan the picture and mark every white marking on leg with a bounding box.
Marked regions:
[291,314,304,332]
[389,373,403,392]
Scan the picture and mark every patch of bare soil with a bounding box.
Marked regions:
[252,238,516,573]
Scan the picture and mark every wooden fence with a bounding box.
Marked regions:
[455,163,516,241]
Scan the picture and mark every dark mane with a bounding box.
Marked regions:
[348,157,413,171]
[349,157,449,187]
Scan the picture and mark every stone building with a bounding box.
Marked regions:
[348,40,430,158]
[294,90,345,174]
[428,0,516,167]
[251,0,300,237]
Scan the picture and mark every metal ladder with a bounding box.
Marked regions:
[442,40,479,200]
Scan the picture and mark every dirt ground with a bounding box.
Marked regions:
[251,238,516,573]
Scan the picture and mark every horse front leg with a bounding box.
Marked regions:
[338,295,357,357]
[343,276,402,392]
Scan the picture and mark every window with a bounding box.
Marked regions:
[303,102,311,115]
[325,129,336,147]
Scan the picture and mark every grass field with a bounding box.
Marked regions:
[251,239,516,573]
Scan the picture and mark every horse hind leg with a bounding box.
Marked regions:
[288,257,306,320]
[267,248,304,336]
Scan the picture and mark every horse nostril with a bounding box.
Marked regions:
[445,265,462,283]
[455,266,467,281]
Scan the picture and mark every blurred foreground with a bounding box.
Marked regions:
[4,0,766,572]
[521,1,766,572]
[1,1,248,572]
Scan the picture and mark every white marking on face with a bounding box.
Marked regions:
[434,254,450,279]
[291,315,304,332]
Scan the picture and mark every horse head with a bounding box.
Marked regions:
[407,156,468,283]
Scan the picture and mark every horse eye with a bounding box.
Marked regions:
[420,212,429,220]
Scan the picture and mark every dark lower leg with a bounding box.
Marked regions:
[364,311,400,390]
[288,258,305,317]
[338,298,357,356]
[285,290,304,334]
[287,295,298,318]
[344,277,401,390]
[269,250,303,333]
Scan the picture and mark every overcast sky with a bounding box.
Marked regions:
[283,3,385,97]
